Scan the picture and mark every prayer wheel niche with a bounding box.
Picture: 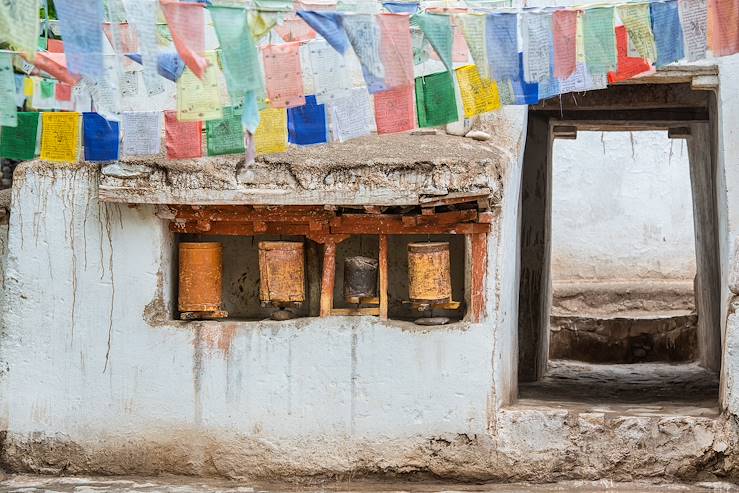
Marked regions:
[258,241,306,305]
[343,256,379,303]
[178,242,226,318]
[408,242,452,304]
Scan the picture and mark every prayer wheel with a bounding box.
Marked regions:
[178,242,223,312]
[343,256,379,302]
[258,241,305,304]
[408,242,452,304]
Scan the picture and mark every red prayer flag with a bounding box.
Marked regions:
[160,0,209,79]
[553,9,578,79]
[608,26,654,84]
[47,39,64,53]
[373,84,416,134]
[55,82,73,101]
[262,42,306,109]
[378,14,414,89]
[274,17,317,42]
[30,52,80,85]
[165,110,203,159]
[708,0,739,56]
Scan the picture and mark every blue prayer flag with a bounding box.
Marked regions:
[297,11,351,55]
[288,95,328,146]
[383,2,419,14]
[511,53,539,104]
[486,13,520,81]
[126,52,186,82]
[83,113,120,162]
[651,0,685,66]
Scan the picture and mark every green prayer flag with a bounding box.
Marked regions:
[0,0,40,56]
[583,7,617,75]
[206,107,246,156]
[209,5,263,98]
[40,79,55,99]
[0,112,39,160]
[254,0,294,11]
[415,71,458,128]
[411,14,454,72]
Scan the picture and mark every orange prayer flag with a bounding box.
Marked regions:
[262,42,305,109]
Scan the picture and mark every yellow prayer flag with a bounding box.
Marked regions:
[176,53,224,122]
[456,65,501,118]
[23,77,34,97]
[255,108,288,155]
[575,11,586,63]
[40,112,81,163]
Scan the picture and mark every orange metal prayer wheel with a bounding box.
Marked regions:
[258,241,305,303]
[178,242,223,312]
[408,242,452,304]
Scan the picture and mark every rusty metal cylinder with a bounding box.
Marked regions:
[258,241,305,303]
[178,242,223,312]
[343,256,378,301]
[408,242,452,303]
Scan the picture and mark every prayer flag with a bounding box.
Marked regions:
[308,40,353,104]
[460,14,489,79]
[0,53,17,128]
[415,71,458,128]
[330,88,374,142]
[343,14,386,92]
[373,84,416,134]
[583,7,617,75]
[160,0,209,79]
[262,42,306,108]
[177,57,224,122]
[206,107,246,156]
[275,18,317,42]
[297,11,351,54]
[165,110,203,159]
[412,14,454,72]
[708,0,738,56]
[55,0,105,78]
[0,0,40,56]
[40,112,81,163]
[40,80,55,99]
[255,108,288,155]
[383,2,419,14]
[209,5,263,97]
[651,0,685,66]
[0,112,39,160]
[56,83,74,102]
[486,13,520,81]
[456,65,501,117]
[123,0,166,96]
[122,111,162,156]
[553,10,578,79]
[23,77,34,97]
[608,26,654,83]
[32,52,80,86]
[287,95,328,146]
[617,4,657,62]
[451,20,470,63]
[678,0,708,61]
[522,12,553,83]
[83,112,120,162]
[378,14,414,89]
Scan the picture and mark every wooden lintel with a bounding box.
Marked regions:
[330,307,381,316]
[171,205,334,223]
[330,222,491,235]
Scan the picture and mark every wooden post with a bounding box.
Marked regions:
[320,241,337,317]
[470,232,487,323]
[379,234,388,320]
[305,240,322,317]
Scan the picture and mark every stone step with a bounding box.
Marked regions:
[549,309,697,364]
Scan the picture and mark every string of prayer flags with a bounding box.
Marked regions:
[176,56,224,122]
[330,88,374,142]
[343,14,386,92]
[460,14,489,79]
[40,112,80,163]
[415,71,458,128]
[456,65,501,117]
[160,0,209,79]
[552,10,578,79]
[0,53,17,128]
[262,42,307,108]
[206,107,246,156]
[308,40,353,104]
[0,112,39,160]
[0,0,40,56]
[287,95,328,146]
[297,11,351,54]
[373,83,416,134]
[708,0,739,55]
[83,113,120,162]
[617,4,657,61]
[210,5,264,98]
[55,0,105,78]
[122,111,162,156]
[522,12,553,83]
[255,108,288,155]
[378,14,414,89]
[651,0,685,66]
[486,13,520,81]
[678,0,708,61]
[165,110,203,159]
[583,7,617,75]
[412,14,454,72]
[608,26,654,83]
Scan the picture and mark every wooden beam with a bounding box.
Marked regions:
[305,240,322,317]
[379,234,388,320]
[330,307,381,316]
[171,205,334,222]
[320,242,337,317]
[330,221,491,235]
[470,232,487,323]
[419,189,491,207]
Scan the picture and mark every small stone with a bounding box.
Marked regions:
[445,120,466,136]
[101,163,152,179]
[414,317,450,326]
[271,309,294,321]
[466,130,492,141]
